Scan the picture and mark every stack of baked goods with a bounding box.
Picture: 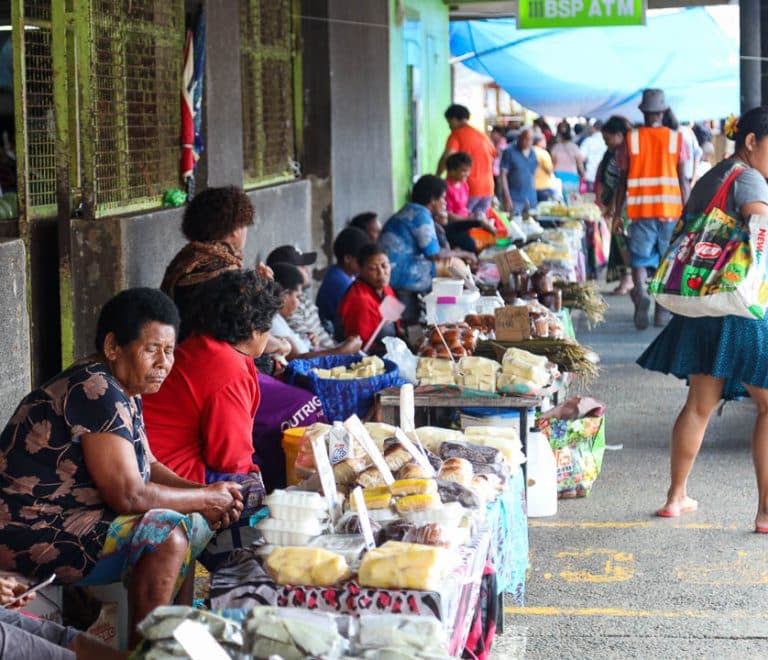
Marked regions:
[417,323,477,360]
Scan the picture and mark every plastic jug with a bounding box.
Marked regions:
[526,429,558,517]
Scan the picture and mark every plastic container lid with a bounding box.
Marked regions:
[308,534,367,564]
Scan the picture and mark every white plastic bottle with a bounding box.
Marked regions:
[526,429,558,517]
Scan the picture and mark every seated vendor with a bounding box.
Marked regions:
[380,175,475,325]
[338,243,403,354]
[266,245,335,349]
[349,211,382,243]
[0,288,244,649]
[316,226,371,333]
[444,152,497,253]
[271,262,362,360]
[143,269,281,490]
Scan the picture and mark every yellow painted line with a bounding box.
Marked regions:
[529,521,737,530]
[530,521,653,529]
[505,606,709,619]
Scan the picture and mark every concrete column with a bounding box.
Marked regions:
[740,0,762,112]
[200,0,244,188]
[0,239,31,428]
[762,0,768,105]
[328,1,394,231]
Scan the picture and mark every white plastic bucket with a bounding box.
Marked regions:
[526,429,558,517]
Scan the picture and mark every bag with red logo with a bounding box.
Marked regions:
[649,166,768,319]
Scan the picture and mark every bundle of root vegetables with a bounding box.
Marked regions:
[475,337,599,385]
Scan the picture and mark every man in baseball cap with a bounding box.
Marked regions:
[265,244,334,348]
[266,245,317,268]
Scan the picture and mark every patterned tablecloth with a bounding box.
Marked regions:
[210,530,491,656]
[486,468,528,605]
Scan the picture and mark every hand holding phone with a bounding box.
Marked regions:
[2,572,56,608]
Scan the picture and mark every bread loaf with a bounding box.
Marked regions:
[397,462,430,480]
[384,444,412,472]
[437,457,473,487]
[356,467,386,489]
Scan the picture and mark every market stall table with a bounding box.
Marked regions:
[210,529,492,657]
[377,385,544,460]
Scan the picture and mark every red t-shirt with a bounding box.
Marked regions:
[142,334,260,483]
[445,178,470,216]
[338,279,399,346]
[446,125,496,198]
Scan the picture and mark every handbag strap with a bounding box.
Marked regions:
[704,165,745,214]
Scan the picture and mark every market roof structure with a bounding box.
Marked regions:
[449,7,738,121]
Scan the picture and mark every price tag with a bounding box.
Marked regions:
[394,428,436,477]
[343,415,395,486]
[311,433,341,523]
[351,486,376,550]
[173,620,231,660]
[399,383,416,432]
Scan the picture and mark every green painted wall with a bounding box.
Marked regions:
[389,0,451,210]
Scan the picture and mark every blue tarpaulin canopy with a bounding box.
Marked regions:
[450,8,738,121]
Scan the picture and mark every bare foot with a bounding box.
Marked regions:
[611,278,634,296]
[655,495,698,518]
[755,511,768,533]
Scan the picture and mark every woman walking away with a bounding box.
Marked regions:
[638,106,768,530]
[595,115,633,295]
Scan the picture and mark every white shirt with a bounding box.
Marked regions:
[271,314,311,354]
[579,133,607,184]
[681,126,702,181]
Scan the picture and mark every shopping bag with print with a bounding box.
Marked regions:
[649,166,768,319]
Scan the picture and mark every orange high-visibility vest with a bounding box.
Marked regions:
[626,127,683,220]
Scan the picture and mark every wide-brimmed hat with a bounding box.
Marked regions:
[638,89,668,114]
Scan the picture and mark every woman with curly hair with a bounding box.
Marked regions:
[144,269,281,487]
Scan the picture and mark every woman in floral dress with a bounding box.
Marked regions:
[0,288,243,647]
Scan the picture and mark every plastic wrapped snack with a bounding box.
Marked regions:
[402,523,451,547]
[138,606,243,643]
[265,547,351,586]
[356,614,448,656]
[414,427,466,453]
[357,541,453,591]
[244,607,348,660]
[458,356,501,393]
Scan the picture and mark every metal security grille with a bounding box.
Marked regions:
[240,0,295,184]
[22,0,56,214]
[88,0,183,213]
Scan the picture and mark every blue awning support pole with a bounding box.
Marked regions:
[740,0,762,112]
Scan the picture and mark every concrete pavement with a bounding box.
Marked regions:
[492,290,768,659]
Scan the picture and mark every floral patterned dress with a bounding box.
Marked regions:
[0,360,210,585]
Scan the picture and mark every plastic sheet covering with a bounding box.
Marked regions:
[450,8,738,121]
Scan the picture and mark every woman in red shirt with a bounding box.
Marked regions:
[338,244,403,354]
[143,270,282,489]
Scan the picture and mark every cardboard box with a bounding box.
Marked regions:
[495,306,531,342]
[494,249,533,289]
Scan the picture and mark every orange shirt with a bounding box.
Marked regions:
[446,125,496,198]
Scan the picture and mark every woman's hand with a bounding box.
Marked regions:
[0,576,34,609]
[337,336,363,355]
[201,482,243,530]
[257,262,274,280]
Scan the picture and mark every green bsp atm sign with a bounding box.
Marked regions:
[518,0,645,29]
